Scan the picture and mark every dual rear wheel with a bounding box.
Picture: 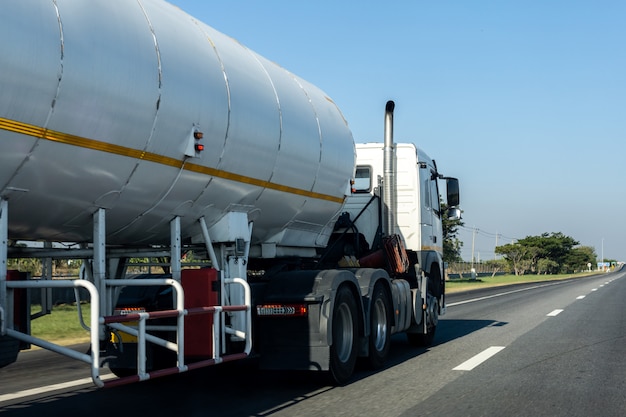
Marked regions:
[329,284,392,384]
[329,286,359,384]
[367,284,392,369]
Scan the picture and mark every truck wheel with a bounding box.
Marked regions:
[367,284,391,369]
[329,286,358,384]
[109,366,136,378]
[406,292,438,347]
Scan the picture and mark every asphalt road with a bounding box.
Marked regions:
[1,270,625,416]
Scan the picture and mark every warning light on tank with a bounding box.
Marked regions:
[194,130,204,154]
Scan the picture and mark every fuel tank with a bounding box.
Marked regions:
[0,0,355,248]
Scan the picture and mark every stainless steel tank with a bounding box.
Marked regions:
[0,0,355,248]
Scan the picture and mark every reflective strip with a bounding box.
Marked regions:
[0,117,344,204]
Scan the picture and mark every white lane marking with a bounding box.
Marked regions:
[547,309,564,316]
[453,346,506,371]
[576,295,586,300]
[447,274,625,308]
[591,288,598,291]
[447,281,567,307]
[0,374,115,404]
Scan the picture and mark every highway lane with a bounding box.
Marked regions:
[412,270,626,417]
[1,271,623,416]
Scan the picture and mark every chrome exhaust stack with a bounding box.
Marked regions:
[383,100,396,237]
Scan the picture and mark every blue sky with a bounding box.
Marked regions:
[168,0,626,263]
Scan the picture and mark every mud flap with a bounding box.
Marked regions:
[0,335,19,368]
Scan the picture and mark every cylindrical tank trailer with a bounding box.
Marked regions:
[0,0,355,247]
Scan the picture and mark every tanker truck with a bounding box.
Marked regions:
[0,0,460,387]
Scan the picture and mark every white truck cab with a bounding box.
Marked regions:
[349,142,445,256]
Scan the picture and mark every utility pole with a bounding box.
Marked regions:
[494,232,499,260]
[601,238,604,271]
[471,226,477,268]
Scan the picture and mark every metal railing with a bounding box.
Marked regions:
[3,276,252,388]
[4,279,104,386]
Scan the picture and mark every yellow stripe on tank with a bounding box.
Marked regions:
[0,117,345,204]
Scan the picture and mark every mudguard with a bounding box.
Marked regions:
[260,269,365,347]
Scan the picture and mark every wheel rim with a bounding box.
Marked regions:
[372,297,388,352]
[336,303,354,362]
[426,294,439,328]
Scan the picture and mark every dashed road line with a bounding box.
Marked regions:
[447,281,567,307]
[453,346,506,371]
[547,309,564,316]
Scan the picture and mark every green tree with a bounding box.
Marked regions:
[564,246,596,272]
[497,232,584,275]
[495,243,530,275]
[441,201,464,262]
[518,232,578,271]
[484,258,509,276]
[537,258,559,274]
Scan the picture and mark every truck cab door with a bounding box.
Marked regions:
[419,166,442,251]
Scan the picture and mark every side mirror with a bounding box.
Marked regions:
[447,207,462,221]
[446,177,460,207]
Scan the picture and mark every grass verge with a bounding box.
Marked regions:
[446,271,599,293]
[30,303,92,345]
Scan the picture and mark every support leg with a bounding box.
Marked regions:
[170,216,181,282]
[93,208,106,338]
[0,199,7,333]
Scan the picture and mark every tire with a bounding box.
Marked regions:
[406,291,438,347]
[109,366,136,378]
[329,286,359,385]
[367,284,391,369]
